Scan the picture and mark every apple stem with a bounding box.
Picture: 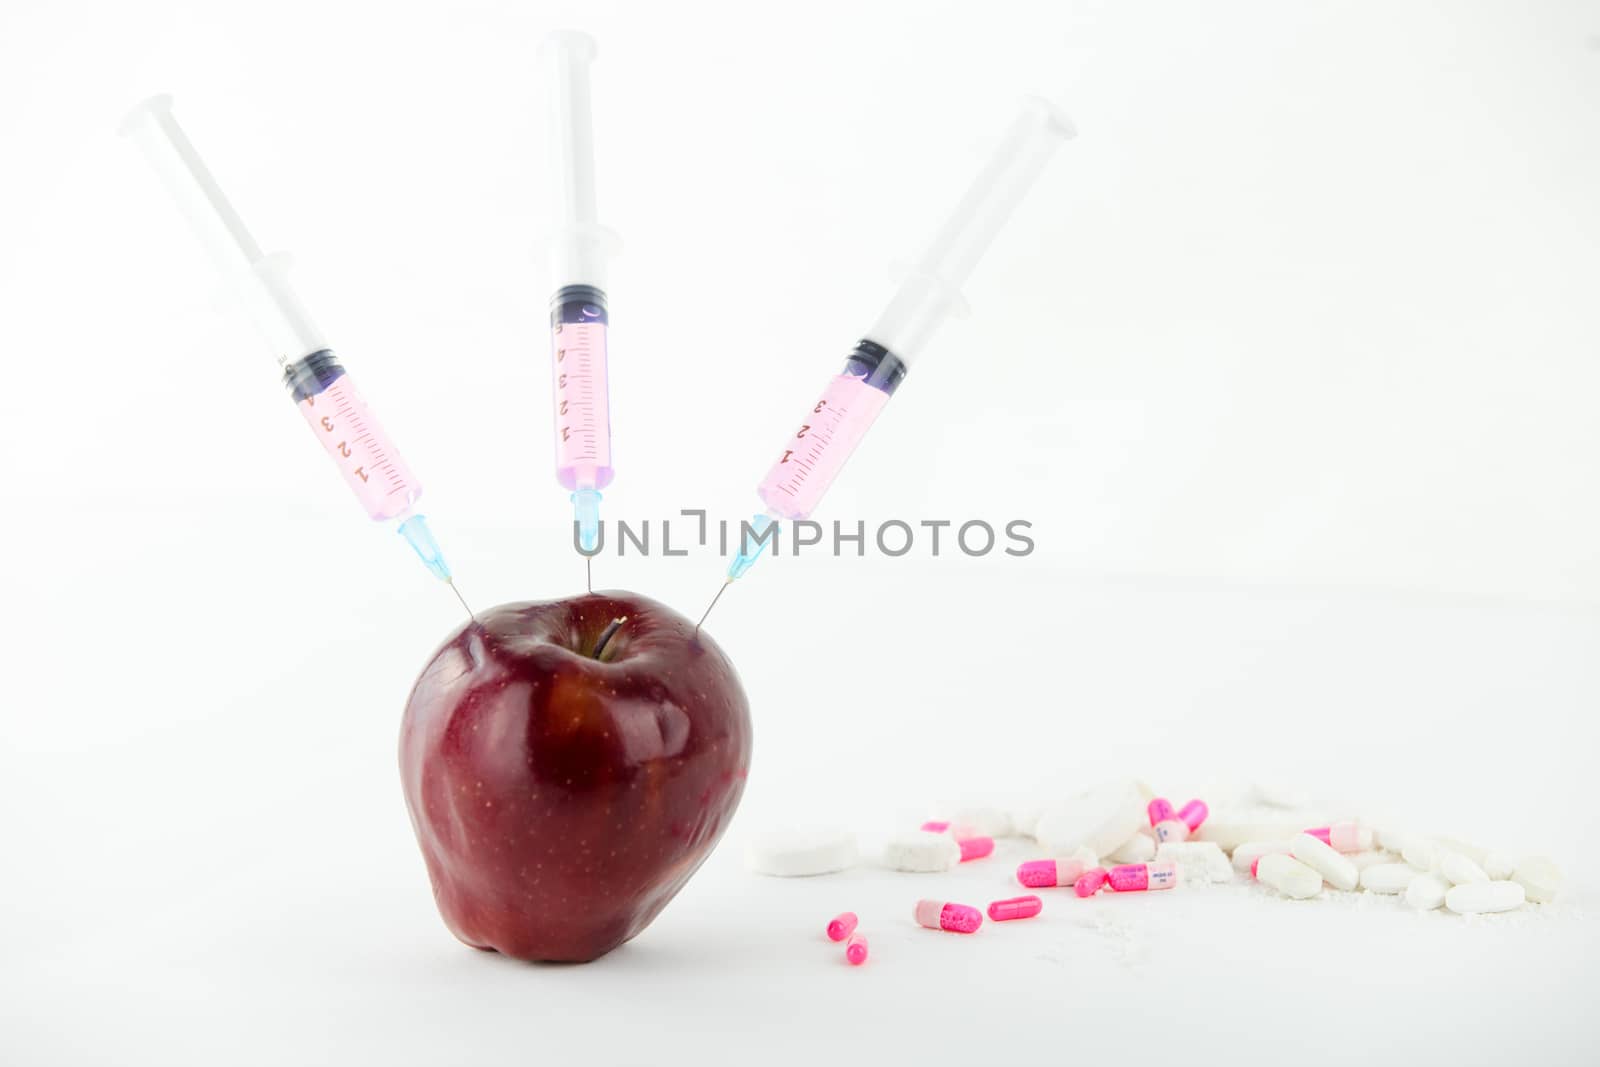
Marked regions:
[592,616,628,661]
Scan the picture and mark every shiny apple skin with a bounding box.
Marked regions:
[399,591,751,963]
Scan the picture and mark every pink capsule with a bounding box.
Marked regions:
[920,820,950,833]
[1106,861,1180,892]
[826,911,858,942]
[958,835,995,862]
[987,895,1043,921]
[1303,822,1371,853]
[1178,799,1209,832]
[914,899,983,933]
[1016,856,1093,888]
[1146,797,1190,843]
[1074,868,1110,897]
[845,933,869,965]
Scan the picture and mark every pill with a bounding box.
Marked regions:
[1483,852,1516,881]
[1075,868,1109,897]
[953,807,1015,838]
[1401,838,1439,872]
[988,895,1043,921]
[958,836,996,862]
[1035,781,1149,858]
[1147,798,1189,843]
[1108,833,1157,864]
[1512,856,1565,904]
[914,899,983,933]
[1406,873,1449,911]
[1434,836,1489,866]
[1231,840,1294,872]
[1347,850,1396,871]
[1291,832,1359,891]
[1178,799,1209,832]
[1360,863,1415,894]
[1439,851,1488,886]
[1254,853,1323,899]
[1303,822,1373,854]
[746,828,858,877]
[1016,849,1098,888]
[920,820,951,833]
[1196,820,1305,852]
[1106,861,1179,892]
[826,912,859,941]
[884,830,962,873]
[844,933,869,965]
[1445,880,1525,915]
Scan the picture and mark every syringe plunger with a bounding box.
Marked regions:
[121,95,326,366]
[868,96,1075,365]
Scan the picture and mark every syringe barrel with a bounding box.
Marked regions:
[541,31,620,290]
[122,95,327,365]
[868,96,1074,364]
[549,284,615,493]
[283,351,424,522]
[753,341,906,521]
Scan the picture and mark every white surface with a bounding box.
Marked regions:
[2,1,1599,1063]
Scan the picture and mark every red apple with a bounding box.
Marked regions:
[399,591,751,962]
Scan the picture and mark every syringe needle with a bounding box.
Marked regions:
[693,580,731,637]
[446,578,475,621]
[586,555,592,594]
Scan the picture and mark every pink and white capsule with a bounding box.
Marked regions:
[1017,856,1094,888]
[1107,862,1179,892]
[844,933,869,965]
[958,836,995,862]
[920,820,951,833]
[826,912,858,942]
[1147,798,1189,843]
[1303,822,1373,854]
[1178,799,1209,832]
[988,895,1043,921]
[915,899,983,933]
[1074,868,1110,897]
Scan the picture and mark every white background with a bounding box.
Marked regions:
[2,1,1597,1063]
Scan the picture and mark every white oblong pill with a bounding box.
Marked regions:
[883,830,962,873]
[1401,837,1438,872]
[1445,880,1525,915]
[1291,832,1359,891]
[1196,820,1306,852]
[1434,836,1488,865]
[746,828,858,877]
[1035,780,1148,859]
[1232,840,1294,872]
[1440,851,1489,886]
[1155,841,1234,883]
[1108,832,1157,864]
[1406,873,1449,911]
[1257,853,1323,899]
[1348,850,1397,872]
[1512,856,1565,904]
[1482,851,1516,881]
[952,807,1014,838]
[1360,863,1416,894]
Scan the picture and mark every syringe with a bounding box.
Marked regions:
[121,96,469,614]
[541,31,620,564]
[699,97,1075,627]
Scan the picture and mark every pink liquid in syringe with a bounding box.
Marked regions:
[550,293,614,493]
[296,374,422,522]
[755,341,903,520]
